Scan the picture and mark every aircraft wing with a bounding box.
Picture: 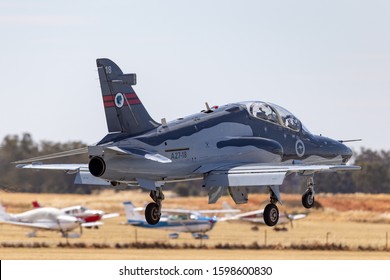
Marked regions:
[222,209,307,224]
[220,209,264,222]
[124,206,236,216]
[160,208,240,216]
[196,209,241,214]
[287,213,307,220]
[102,213,120,219]
[0,220,55,230]
[81,221,103,227]
[204,163,361,187]
[240,217,265,223]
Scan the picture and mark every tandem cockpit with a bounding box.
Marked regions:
[247,101,309,133]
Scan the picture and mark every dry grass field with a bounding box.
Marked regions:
[1,190,390,259]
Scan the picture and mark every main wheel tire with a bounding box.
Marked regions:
[302,190,315,209]
[263,203,279,226]
[145,202,161,225]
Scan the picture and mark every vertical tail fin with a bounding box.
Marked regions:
[32,201,41,208]
[0,202,11,221]
[123,201,143,221]
[96,58,159,136]
[221,201,235,218]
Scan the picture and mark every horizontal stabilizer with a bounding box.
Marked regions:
[16,163,88,173]
[13,147,88,164]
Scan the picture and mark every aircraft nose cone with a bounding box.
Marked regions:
[319,136,354,164]
[341,145,353,164]
[209,216,217,227]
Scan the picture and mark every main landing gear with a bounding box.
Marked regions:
[263,177,316,227]
[145,188,164,225]
[263,187,281,226]
[263,203,279,226]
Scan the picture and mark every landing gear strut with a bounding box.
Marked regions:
[263,187,280,226]
[145,188,164,225]
[302,176,315,209]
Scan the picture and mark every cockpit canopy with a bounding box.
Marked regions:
[64,206,88,215]
[249,101,302,132]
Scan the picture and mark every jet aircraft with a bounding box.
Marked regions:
[0,202,100,237]
[15,58,360,227]
[32,201,119,227]
[123,201,238,239]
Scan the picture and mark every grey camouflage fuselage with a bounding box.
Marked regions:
[88,59,353,190]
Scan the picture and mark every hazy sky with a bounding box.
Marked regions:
[1,0,389,152]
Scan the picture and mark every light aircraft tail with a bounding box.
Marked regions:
[0,202,11,221]
[96,58,159,136]
[221,201,236,218]
[123,201,144,221]
[32,201,41,208]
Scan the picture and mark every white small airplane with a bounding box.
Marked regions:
[222,202,307,231]
[0,201,101,238]
[32,201,119,228]
[123,201,239,239]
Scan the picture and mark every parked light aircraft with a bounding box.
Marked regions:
[222,202,307,230]
[0,202,100,237]
[15,58,360,227]
[32,201,119,227]
[123,201,238,239]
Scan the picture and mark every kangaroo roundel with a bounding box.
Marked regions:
[295,139,305,157]
[115,93,125,108]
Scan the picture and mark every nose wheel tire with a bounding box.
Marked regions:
[263,203,279,226]
[145,202,161,225]
[302,190,315,209]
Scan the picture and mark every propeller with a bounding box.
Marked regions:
[56,215,83,238]
[208,216,218,230]
[285,211,308,229]
[285,211,294,228]
[74,217,84,236]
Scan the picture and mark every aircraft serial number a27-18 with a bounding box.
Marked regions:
[16,58,360,227]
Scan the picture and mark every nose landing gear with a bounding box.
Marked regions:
[302,177,315,209]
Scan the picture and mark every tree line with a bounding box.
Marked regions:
[0,133,94,194]
[0,133,389,195]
